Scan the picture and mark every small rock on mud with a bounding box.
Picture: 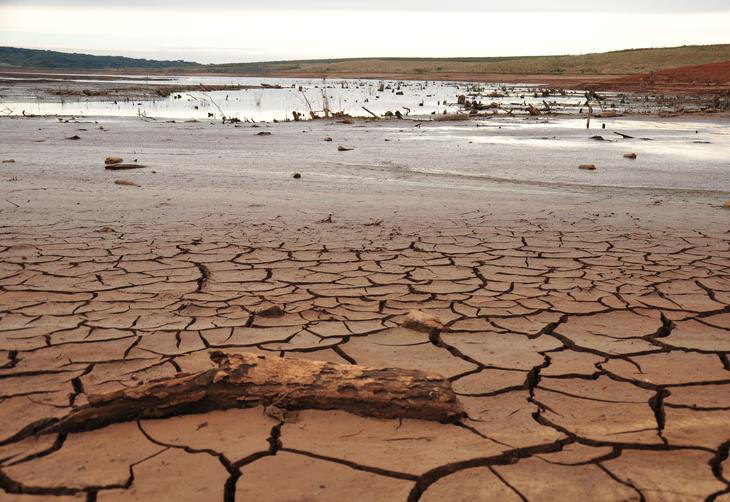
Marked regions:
[255,304,285,318]
[114,179,140,187]
[1,159,15,164]
[337,145,354,151]
[624,153,637,159]
[401,310,446,333]
[264,404,299,423]
[292,173,301,179]
[105,156,123,165]
[579,164,597,171]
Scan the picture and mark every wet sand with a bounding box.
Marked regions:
[1,115,730,501]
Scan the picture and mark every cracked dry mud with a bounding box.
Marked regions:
[0,218,729,502]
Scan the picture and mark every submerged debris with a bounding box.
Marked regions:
[615,132,635,139]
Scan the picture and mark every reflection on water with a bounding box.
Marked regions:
[0,75,674,122]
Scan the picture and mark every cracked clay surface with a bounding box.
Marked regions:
[0,217,729,502]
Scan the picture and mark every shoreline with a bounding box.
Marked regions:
[1,114,729,230]
[3,67,729,95]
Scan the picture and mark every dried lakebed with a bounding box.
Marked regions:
[0,114,729,500]
[0,221,729,501]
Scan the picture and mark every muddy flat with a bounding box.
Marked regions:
[1,113,729,501]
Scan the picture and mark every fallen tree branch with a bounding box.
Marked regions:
[198,86,227,122]
[300,91,319,119]
[13,352,463,440]
[614,131,635,139]
[362,106,379,118]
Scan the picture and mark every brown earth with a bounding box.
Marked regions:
[0,218,729,500]
[585,60,730,94]
[0,113,729,500]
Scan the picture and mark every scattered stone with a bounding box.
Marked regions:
[1,159,15,164]
[105,156,123,165]
[256,131,272,136]
[255,304,285,318]
[723,200,730,209]
[624,153,637,159]
[114,179,140,187]
[579,164,597,171]
[292,173,302,179]
[337,145,354,151]
[401,310,446,333]
[264,404,300,423]
[324,136,333,142]
[66,135,81,140]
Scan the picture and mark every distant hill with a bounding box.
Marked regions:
[0,47,200,70]
[2,44,730,77]
[206,44,730,76]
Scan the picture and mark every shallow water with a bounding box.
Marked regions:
[0,75,676,122]
[2,75,728,194]
[381,116,730,192]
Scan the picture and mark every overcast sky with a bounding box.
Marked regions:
[1,1,729,63]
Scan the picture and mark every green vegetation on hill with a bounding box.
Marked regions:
[0,47,199,70]
[207,44,730,76]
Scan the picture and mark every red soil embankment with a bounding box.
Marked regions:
[582,60,730,94]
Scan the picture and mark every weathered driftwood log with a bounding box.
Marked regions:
[104,164,147,170]
[31,352,464,437]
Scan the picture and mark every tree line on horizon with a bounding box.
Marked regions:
[0,47,200,70]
